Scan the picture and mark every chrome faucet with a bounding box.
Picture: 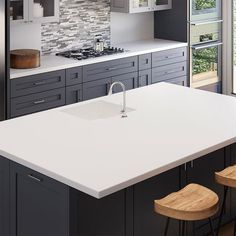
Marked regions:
[108,81,127,118]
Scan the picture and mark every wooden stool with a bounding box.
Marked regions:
[215,165,236,236]
[154,183,219,236]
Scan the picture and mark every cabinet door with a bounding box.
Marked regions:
[10,0,29,24]
[0,156,10,236]
[83,78,111,101]
[184,149,228,235]
[139,54,151,71]
[133,167,180,236]
[112,72,138,93]
[138,69,151,87]
[70,189,126,236]
[66,84,83,105]
[28,0,59,23]
[66,67,83,86]
[10,162,69,236]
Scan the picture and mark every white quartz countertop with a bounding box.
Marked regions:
[10,39,188,79]
[0,83,235,198]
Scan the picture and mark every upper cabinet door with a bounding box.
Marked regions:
[10,0,59,24]
[10,0,29,24]
[111,0,172,13]
[28,0,59,23]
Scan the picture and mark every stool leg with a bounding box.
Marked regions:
[192,221,195,236]
[217,186,229,236]
[209,217,215,236]
[164,217,170,236]
[182,221,185,236]
[234,217,236,236]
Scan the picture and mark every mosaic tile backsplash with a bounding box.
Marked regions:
[41,0,110,55]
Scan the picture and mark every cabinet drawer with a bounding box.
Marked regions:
[11,88,65,118]
[138,69,151,87]
[83,78,111,101]
[112,72,138,93]
[66,84,83,105]
[83,56,138,82]
[139,54,151,71]
[152,62,187,84]
[11,70,66,98]
[166,76,187,87]
[66,67,83,86]
[152,47,187,68]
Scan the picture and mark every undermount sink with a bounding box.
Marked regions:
[61,101,135,120]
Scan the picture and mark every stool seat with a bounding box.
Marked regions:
[215,165,236,188]
[154,183,219,221]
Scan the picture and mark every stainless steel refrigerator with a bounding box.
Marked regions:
[0,0,9,121]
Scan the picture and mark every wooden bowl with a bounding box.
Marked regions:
[10,49,40,69]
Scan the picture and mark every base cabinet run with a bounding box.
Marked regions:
[1,145,236,236]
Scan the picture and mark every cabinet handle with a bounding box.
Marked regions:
[106,67,117,71]
[191,161,194,168]
[28,174,42,182]
[33,81,46,86]
[184,163,187,171]
[33,99,45,105]
[165,55,177,59]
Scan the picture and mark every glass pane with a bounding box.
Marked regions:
[192,47,219,82]
[154,0,169,6]
[33,0,54,18]
[133,0,148,8]
[10,0,24,21]
[192,0,216,14]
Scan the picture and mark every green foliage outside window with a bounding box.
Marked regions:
[193,0,216,10]
[193,47,217,75]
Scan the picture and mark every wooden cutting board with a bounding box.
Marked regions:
[10,49,40,69]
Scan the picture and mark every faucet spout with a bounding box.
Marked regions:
[108,81,127,118]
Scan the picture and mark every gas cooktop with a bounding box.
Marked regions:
[56,47,125,60]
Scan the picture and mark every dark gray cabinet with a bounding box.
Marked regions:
[11,70,66,98]
[133,167,180,236]
[152,61,187,84]
[11,88,65,117]
[0,156,10,236]
[70,189,127,236]
[138,69,152,87]
[166,76,187,86]
[83,78,111,101]
[83,56,138,82]
[152,47,187,68]
[66,67,83,86]
[139,54,152,71]
[112,72,138,93]
[66,84,82,105]
[10,162,69,236]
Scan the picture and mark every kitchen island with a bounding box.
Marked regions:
[0,83,236,236]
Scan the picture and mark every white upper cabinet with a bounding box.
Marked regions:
[111,0,172,13]
[10,0,59,24]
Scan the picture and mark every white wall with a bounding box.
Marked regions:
[110,12,154,45]
[10,23,41,51]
